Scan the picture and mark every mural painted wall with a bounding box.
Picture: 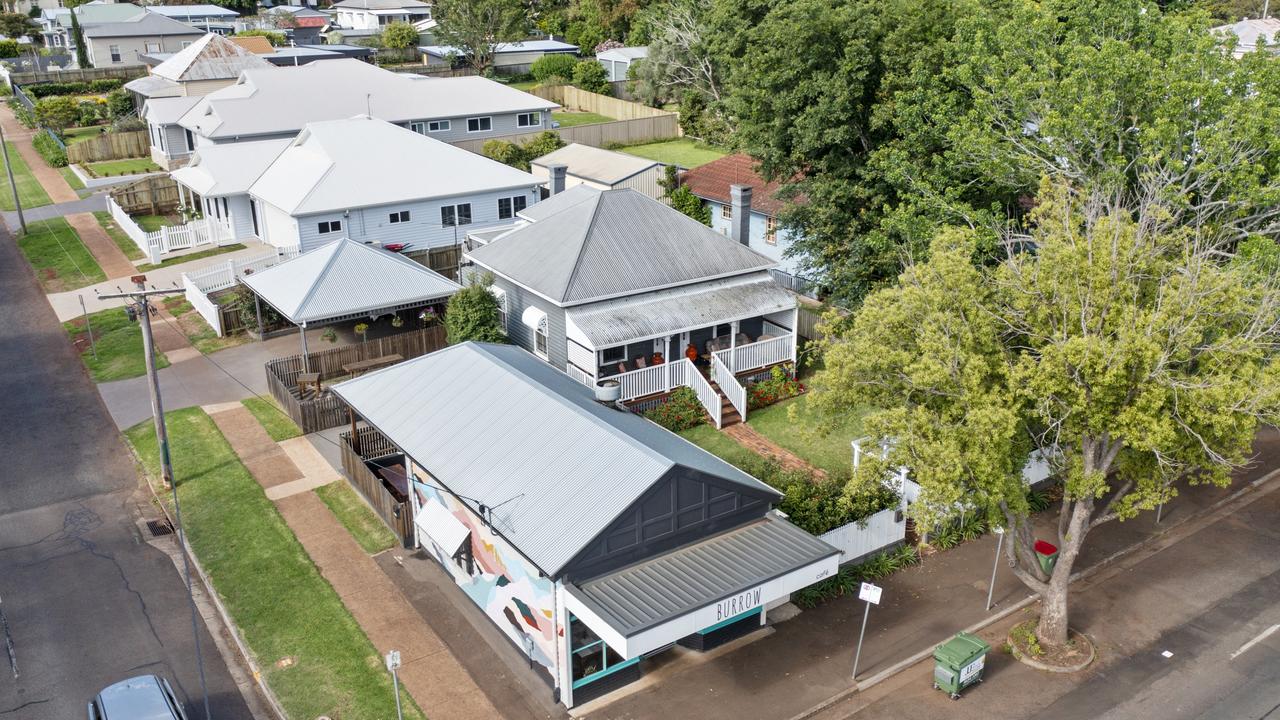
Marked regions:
[411,476,561,679]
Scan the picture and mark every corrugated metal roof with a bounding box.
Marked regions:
[420,39,578,57]
[531,143,660,186]
[515,184,600,222]
[567,273,795,347]
[84,11,204,37]
[248,116,540,215]
[151,33,272,82]
[466,189,777,306]
[597,46,648,61]
[330,342,779,576]
[170,137,291,197]
[332,0,428,9]
[575,514,837,635]
[241,238,460,324]
[142,95,201,124]
[148,5,240,18]
[124,74,181,99]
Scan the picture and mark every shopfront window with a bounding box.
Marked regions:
[569,615,632,689]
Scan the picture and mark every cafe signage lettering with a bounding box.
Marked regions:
[714,587,763,622]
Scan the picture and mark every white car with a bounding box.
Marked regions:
[87,675,187,720]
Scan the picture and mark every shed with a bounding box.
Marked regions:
[530,143,664,199]
[596,46,647,82]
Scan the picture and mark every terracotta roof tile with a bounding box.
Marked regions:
[680,153,793,217]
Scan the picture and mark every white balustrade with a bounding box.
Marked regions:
[713,334,795,374]
[680,360,722,429]
[711,354,747,422]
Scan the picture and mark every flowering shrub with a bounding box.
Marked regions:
[747,365,805,409]
[643,387,708,431]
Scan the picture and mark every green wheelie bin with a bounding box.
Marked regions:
[932,632,991,699]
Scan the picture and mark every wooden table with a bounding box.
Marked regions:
[296,372,321,398]
[342,354,404,377]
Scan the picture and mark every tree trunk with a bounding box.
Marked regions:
[1037,574,1070,646]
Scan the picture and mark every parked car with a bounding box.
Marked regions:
[87,675,187,720]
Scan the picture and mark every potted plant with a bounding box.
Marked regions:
[390,313,404,328]
[320,327,337,343]
[418,307,438,327]
[354,322,369,343]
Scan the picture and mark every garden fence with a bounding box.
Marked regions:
[339,426,414,546]
[817,507,907,566]
[180,247,302,334]
[10,66,145,85]
[67,129,149,164]
[450,115,680,154]
[110,174,181,214]
[532,84,675,120]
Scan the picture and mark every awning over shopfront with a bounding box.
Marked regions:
[565,513,839,659]
[416,497,471,556]
[565,274,796,349]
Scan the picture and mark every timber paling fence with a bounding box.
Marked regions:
[340,426,414,546]
[263,326,447,434]
[66,129,149,164]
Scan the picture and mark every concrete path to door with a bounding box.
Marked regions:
[205,403,501,720]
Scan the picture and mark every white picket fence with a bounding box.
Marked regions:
[107,196,234,264]
[590,359,723,428]
[185,278,224,336]
[817,507,908,565]
[180,247,301,336]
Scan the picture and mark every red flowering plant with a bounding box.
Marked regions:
[643,387,708,431]
[747,365,804,410]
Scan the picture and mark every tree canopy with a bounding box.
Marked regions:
[381,21,420,50]
[431,0,527,71]
[445,277,508,345]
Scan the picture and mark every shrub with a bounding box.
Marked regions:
[76,99,103,126]
[445,275,506,345]
[235,29,286,46]
[105,88,133,119]
[728,453,899,536]
[571,59,611,95]
[8,98,35,128]
[111,115,145,132]
[33,131,66,167]
[381,21,419,50]
[643,386,707,431]
[25,81,93,98]
[34,95,77,131]
[530,53,577,83]
[0,40,18,59]
[88,78,122,92]
[793,545,920,608]
[481,131,564,172]
[747,365,804,409]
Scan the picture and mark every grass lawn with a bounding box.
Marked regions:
[18,217,105,292]
[93,210,144,261]
[679,422,765,471]
[85,158,161,178]
[747,394,869,477]
[59,166,85,191]
[0,141,52,211]
[315,482,398,555]
[241,396,301,442]
[159,294,251,355]
[139,243,246,272]
[508,79,539,92]
[553,110,614,127]
[63,306,170,382]
[620,138,729,168]
[62,125,106,145]
[125,409,424,720]
[133,213,173,232]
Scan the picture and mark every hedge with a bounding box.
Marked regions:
[33,131,67,167]
[24,78,122,98]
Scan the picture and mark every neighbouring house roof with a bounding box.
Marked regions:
[596,46,648,62]
[147,4,240,19]
[149,33,273,82]
[268,5,329,16]
[249,115,540,215]
[84,11,205,38]
[514,184,601,222]
[566,273,796,348]
[531,143,660,186]
[291,15,328,27]
[419,39,579,58]
[229,35,275,54]
[332,0,429,8]
[170,138,292,197]
[178,59,558,139]
[47,3,145,30]
[466,188,777,306]
[329,342,780,577]
[679,153,792,217]
[1212,17,1280,56]
[124,73,181,98]
[142,95,202,124]
[241,238,461,325]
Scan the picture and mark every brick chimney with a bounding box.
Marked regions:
[730,184,752,246]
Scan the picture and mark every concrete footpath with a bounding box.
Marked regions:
[204,403,500,720]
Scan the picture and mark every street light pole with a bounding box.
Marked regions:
[986,527,1005,612]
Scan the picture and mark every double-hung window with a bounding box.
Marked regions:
[516,112,541,128]
[440,203,472,227]
[144,42,161,53]
[496,195,527,220]
[389,210,410,224]
[466,116,491,133]
[109,45,122,63]
[721,203,731,220]
[318,220,342,234]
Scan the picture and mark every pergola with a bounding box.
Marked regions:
[242,238,462,369]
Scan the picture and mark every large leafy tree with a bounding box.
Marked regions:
[445,277,508,345]
[810,183,1280,648]
[431,0,526,71]
[0,13,39,42]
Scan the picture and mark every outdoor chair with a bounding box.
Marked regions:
[636,356,648,370]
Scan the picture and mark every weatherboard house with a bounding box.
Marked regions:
[331,342,839,707]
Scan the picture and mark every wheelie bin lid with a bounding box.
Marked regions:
[934,632,991,666]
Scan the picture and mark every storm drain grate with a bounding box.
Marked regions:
[145,519,174,538]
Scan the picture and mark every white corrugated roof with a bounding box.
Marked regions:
[170,137,291,197]
[1212,17,1280,56]
[83,11,204,37]
[151,33,272,82]
[420,39,578,57]
[597,46,648,61]
[178,59,558,139]
[147,5,240,18]
[249,116,540,215]
[142,95,202,124]
[532,143,660,186]
[241,238,461,324]
[330,342,779,577]
[124,74,181,98]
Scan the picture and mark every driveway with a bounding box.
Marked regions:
[0,221,252,719]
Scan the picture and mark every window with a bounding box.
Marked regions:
[145,42,161,53]
[184,128,195,152]
[601,346,627,364]
[427,119,450,132]
[535,316,548,358]
[109,45,121,63]
[440,203,471,227]
[569,615,630,688]
[181,40,193,49]
[496,195,527,220]
[721,203,731,220]
[466,116,492,133]
[318,220,342,234]
[389,210,410,224]
[516,112,541,128]
[409,121,426,134]
[489,287,507,334]
[765,215,778,245]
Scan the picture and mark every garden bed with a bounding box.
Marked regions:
[84,157,161,178]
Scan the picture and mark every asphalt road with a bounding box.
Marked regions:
[0,224,251,718]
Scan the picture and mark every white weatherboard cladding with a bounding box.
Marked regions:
[260,201,300,250]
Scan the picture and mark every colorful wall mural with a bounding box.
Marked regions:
[411,476,561,679]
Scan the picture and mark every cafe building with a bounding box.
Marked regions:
[331,342,839,707]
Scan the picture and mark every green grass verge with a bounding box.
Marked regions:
[620,138,728,168]
[315,482,398,555]
[746,394,868,477]
[125,409,424,720]
[62,125,106,145]
[93,210,143,261]
[0,141,52,211]
[508,79,539,91]
[59,166,85,191]
[18,216,105,292]
[552,111,614,127]
[132,213,170,232]
[678,422,765,471]
[241,396,301,442]
[85,157,161,177]
[138,243,246,271]
[63,306,170,382]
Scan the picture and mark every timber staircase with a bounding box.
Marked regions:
[708,377,742,427]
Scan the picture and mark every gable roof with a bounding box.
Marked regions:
[679,153,792,217]
[178,59,558,139]
[330,342,779,577]
[240,238,461,324]
[229,35,274,54]
[466,188,777,306]
[515,183,600,222]
[597,46,648,61]
[332,0,429,8]
[420,39,579,58]
[150,33,273,82]
[249,116,540,215]
[531,143,660,186]
[142,95,202,124]
[147,5,240,19]
[171,137,292,197]
[83,11,205,38]
[49,3,144,29]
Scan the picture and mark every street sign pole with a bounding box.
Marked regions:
[986,526,1005,612]
[852,582,882,681]
[386,650,404,720]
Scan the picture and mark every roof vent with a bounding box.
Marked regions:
[594,380,621,404]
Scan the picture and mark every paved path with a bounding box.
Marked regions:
[2,193,106,226]
[65,210,136,278]
[0,104,77,204]
[206,403,501,720]
[724,421,827,477]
